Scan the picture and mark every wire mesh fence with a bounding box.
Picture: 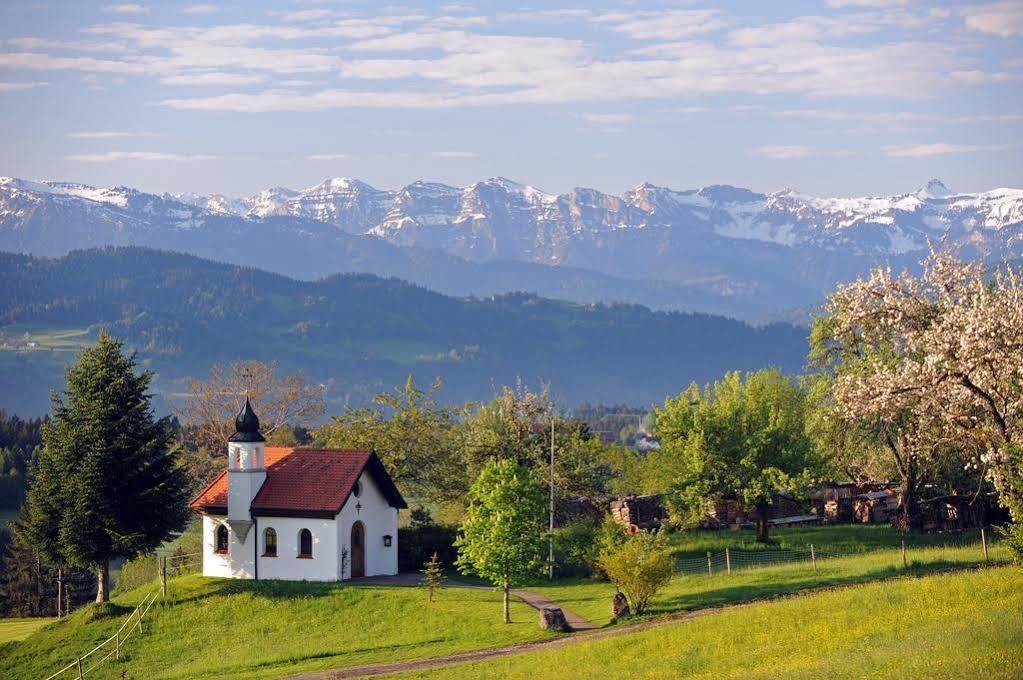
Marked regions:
[674,529,996,577]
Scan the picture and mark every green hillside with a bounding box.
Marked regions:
[406,567,1023,679]
[0,247,808,415]
[0,576,551,680]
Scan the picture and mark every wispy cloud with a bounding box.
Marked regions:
[962,2,1023,38]
[66,131,154,139]
[882,143,1011,157]
[826,0,911,8]
[103,4,148,14]
[0,81,48,91]
[432,150,478,158]
[182,4,219,15]
[160,72,266,86]
[65,151,216,162]
[753,145,855,159]
[307,153,352,161]
[576,113,633,125]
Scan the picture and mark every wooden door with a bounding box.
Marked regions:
[351,521,365,578]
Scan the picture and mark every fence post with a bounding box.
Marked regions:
[160,556,167,598]
[725,548,731,574]
[901,540,907,569]
[810,544,817,572]
[981,527,989,562]
[116,630,120,660]
[137,604,143,634]
[77,656,84,680]
[706,551,713,577]
[57,568,63,619]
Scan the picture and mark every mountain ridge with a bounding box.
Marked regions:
[0,246,809,416]
[3,175,1021,320]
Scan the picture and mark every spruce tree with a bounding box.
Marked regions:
[420,551,445,602]
[20,332,189,602]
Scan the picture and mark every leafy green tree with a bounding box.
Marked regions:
[656,369,821,542]
[456,459,547,623]
[318,375,464,503]
[597,530,674,615]
[420,552,445,602]
[459,383,614,502]
[20,332,189,602]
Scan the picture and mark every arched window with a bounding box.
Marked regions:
[298,528,313,558]
[263,527,277,557]
[214,524,229,554]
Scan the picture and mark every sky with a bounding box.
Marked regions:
[0,0,1021,198]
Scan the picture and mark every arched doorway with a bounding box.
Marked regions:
[350,521,365,578]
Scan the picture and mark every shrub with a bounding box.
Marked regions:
[553,520,600,578]
[597,530,674,615]
[399,524,459,572]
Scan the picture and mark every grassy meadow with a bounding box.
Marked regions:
[529,525,1006,627]
[0,575,552,680]
[403,567,1023,679]
[0,617,54,644]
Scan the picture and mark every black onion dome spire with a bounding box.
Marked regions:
[228,397,265,443]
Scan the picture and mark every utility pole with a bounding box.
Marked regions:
[549,415,555,580]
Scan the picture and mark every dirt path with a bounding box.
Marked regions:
[288,606,723,679]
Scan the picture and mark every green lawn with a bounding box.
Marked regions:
[403,567,1023,679]
[0,575,552,680]
[662,524,995,559]
[529,540,1007,627]
[0,617,55,644]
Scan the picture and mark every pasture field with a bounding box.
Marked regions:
[0,575,552,680]
[0,617,54,644]
[403,567,1023,679]
[530,534,1006,627]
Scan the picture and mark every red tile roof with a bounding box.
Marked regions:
[189,447,406,518]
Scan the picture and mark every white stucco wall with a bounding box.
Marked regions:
[335,470,399,578]
[201,514,257,579]
[255,516,338,581]
[200,468,399,581]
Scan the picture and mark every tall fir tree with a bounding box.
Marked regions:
[20,332,189,602]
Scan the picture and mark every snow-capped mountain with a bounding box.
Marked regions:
[165,176,1023,264]
[2,174,1021,319]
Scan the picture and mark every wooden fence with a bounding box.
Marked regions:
[43,590,157,680]
[42,551,201,680]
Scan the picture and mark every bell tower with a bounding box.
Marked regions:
[226,398,266,545]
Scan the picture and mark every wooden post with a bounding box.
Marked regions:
[137,604,143,634]
[725,548,731,574]
[160,556,167,598]
[76,656,84,680]
[56,567,63,619]
[981,527,989,562]
[810,544,817,572]
[116,630,120,659]
[706,551,713,577]
[901,540,907,569]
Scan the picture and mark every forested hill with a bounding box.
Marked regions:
[0,247,809,415]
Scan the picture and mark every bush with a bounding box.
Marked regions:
[553,520,599,578]
[399,524,459,572]
[597,530,674,615]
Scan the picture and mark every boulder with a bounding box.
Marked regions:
[539,606,570,631]
[611,591,630,620]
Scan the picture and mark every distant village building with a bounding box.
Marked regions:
[190,400,406,581]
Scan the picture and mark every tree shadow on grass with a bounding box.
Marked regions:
[219,637,451,676]
[647,559,979,617]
